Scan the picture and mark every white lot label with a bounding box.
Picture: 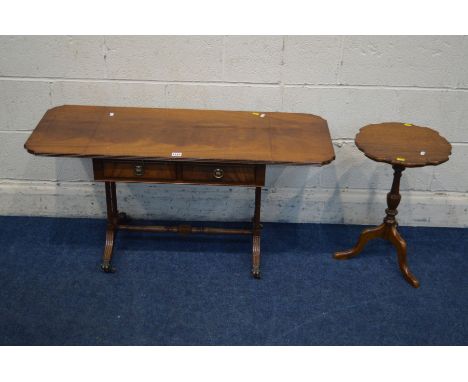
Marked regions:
[171,152,182,157]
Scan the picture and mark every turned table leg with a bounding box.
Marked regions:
[251,187,262,279]
[334,165,420,288]
[101,181,119,273]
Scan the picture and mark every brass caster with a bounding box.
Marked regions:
[101,262,115,273]
[252,270,261,279]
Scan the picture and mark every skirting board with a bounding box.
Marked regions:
[0,180,467,228]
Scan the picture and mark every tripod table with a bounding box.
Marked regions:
[334,122,452,288]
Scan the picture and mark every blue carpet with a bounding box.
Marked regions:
[0,216,466,345]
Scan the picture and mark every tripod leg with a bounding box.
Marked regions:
[334,223,386,259]
[388,225,420,288]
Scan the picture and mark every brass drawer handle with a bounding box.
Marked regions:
[213,168,224,179]
[134,164,145,176]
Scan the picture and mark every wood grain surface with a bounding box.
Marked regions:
[355,122,452,167]
[24,105,335,165]
[92,159,265,186]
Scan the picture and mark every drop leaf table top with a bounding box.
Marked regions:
[25,105,336,166]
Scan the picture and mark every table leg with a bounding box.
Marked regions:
[387,225,419,288]
[101,181,119,273]
[251,187,262,279]
[334,165,420,288]
[99,182,263,277]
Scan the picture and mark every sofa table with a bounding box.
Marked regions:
[25,105,335,278]
[334,122,452,287]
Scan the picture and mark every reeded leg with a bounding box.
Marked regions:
[252,235,261,279]
[388,225,419,288]
[101,181,118,273]
[251,187,262,279]
[334,223,386,259]
[101,226,116,273]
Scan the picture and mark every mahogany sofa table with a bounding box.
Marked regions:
[334,122,451,288]
[25,105,335,278]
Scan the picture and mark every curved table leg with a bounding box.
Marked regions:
[101,226,116,273]
[252,234,261,279]
[101,181,118,273]
[334,223,386,259]
[388,225,420,288]
[251,187,262,279]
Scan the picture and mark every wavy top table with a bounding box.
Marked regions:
[334,122,451,288]
[25,105,335,278]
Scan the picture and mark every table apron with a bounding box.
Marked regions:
[93,159,265,187]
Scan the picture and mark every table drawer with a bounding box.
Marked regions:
[181,163,258,185]
[93,159,177,181]
[93,159,265,186]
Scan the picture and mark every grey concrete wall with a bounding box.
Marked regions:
[1,36,467,227]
